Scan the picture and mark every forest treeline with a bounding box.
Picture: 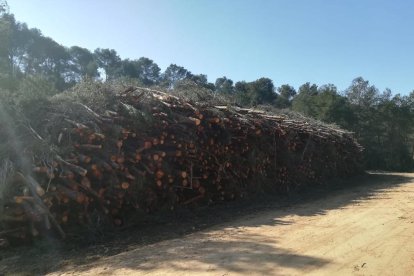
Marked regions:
[1,6,414,171]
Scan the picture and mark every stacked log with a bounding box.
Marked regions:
[0,87,363,242]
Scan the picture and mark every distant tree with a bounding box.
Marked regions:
[314,84,354,126]
[0,13,79,90]
[94,48,122,81]
[161,64,192,89]
[0,11,12,83]
[345,77,379,107]
[233,81,248,106]
[343,78,380,140]
[298,82,318,96]
[189,73,207,85]
[379,88,392,102]
[366,92,414,170]
[68,46,99,82]
[0,13,30,82]
[278,84,297,99]
[187,74,215,90]
[0,0,9,15]
[274,84,296,108]
[215,76,234,94]
[10,21,32,76]
[136,57,160,85]
[25,35,71,89]
[292,82,318,117]
[251,77,277,105]
[234,78,277,106]
[121,57,160,85]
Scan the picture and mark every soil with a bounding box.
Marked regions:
[2,172,414,275]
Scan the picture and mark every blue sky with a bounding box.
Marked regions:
[7,0,414,94]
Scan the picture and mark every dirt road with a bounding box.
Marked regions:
[50,172,414,276]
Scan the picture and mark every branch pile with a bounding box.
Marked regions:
[0,86,363,243]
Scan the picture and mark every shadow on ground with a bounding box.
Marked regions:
[0,172,412,275]
[78,232,330,275]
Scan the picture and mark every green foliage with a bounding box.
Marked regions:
[93,48,122,81]
[0,12,12,87]
[172,79,231,105]
[291,77,414,171]
[0,13,72,90]
[68,46,99,82]
[314,84,354,126]
[274,84,296,108]
[121,57,160,86]
[0,77,55,175]
[51,78,116,114]
[235,78,277,106]
[345,77,379,107]
[350,88,414,171]
[292,83,354,127]
[161,64,192,89]
[188,74,215,90]
[215,76,234,94]
[0,75,57,109]
[292,82,318,117]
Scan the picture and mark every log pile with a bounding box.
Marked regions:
[0,86,363,242]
